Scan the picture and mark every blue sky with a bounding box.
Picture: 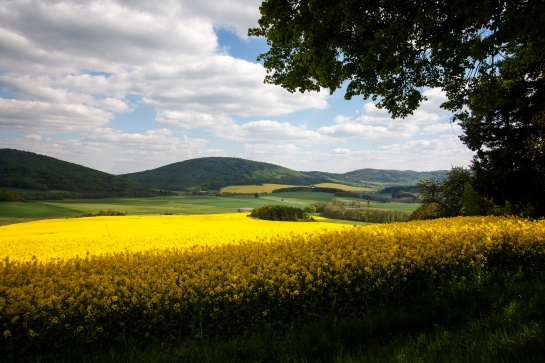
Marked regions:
[0,0,474,174]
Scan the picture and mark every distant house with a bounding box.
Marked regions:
[237,208,254,212]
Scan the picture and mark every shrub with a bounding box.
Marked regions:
[408,202,442,220]
[304,205,316,214]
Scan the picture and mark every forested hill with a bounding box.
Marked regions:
[1,149,446,195]
[0,149,152,197]
[303,168,446,186]
[120,157,325,191]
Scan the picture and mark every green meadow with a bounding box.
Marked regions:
[0,192,420,225]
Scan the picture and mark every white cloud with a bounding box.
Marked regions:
[155,110,234,129]
[422,122,462,135]
[141,55,328,117]
[318,122,418,140]
[0,0,327,138]
[1,128,210,174]
[96,98,132,113]
[24,134,44,141]
[243,142,301,156]
[79,128,209,163]
[181,0,262,37]
[0,98,112,133]
[289,136,474,173]
[332,148,351,154]
[217,120,332,145]
[0,1,475,174]
[333,88,451,126]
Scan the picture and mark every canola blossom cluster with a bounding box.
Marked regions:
[1,215,544,358]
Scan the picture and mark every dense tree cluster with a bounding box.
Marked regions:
[320,203,410,224]
[412,166,508,219]
[0,190,25,202]
[416,167,472,218]
[250,205,305,221]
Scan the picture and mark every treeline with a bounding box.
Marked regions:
[334,190,362,198]
[250,205,306,221]
[272,187,313,193]
[82,209,126,217]
[379,185,420,195]
[313,202,410,223]
[0,190,25,202]
[0,190,159,202]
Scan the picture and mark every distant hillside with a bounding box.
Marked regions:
[303,168,446,187]
[0,149,152,197]
[1,149,447,197]
[120,157,325,191]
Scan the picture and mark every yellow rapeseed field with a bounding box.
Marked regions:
[0,213,346,261]
[1,215,544,358]
[220,184,301,193]
[313,183,371,192]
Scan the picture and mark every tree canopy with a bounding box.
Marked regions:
[416,167,471,218]
[250,0,545,216]
[249,0,543,117]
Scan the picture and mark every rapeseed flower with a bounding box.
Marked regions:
[0,216,543,358]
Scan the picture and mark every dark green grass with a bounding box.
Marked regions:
[0,202,80,225]
[29,273,544,363]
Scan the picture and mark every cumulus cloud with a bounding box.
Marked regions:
[0,0,326,136]
[83,128,189,148]
[0,98,112,133]
[216,120,333,145]
[286,135,474,173]
[243,142,301,156]
[319,87,455,143]
[155,110,234,129]
[330,88,450,127]
[422,122,462,135]
[0,0,474,173]
[318,122,418,140]
[1,128,210,173]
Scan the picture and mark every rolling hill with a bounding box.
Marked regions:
[302,168,445,187]
[0,149,152,197]
[120,157,324,191]
[1,149,446,195]
[121,157,446,191]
